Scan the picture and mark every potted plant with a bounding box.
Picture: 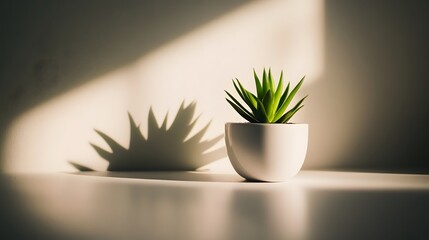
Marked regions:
[224,68,308,181]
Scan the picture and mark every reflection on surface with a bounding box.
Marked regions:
[227,187,307,240]
[1,171,428,240]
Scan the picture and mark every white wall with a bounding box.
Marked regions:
[2,0,428,173]
[1,0,324,172]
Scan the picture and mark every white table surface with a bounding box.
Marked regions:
[1,170,428,240]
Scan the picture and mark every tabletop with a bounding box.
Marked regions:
[1,170,428,240]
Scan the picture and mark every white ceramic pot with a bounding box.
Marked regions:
[225,123,308,182]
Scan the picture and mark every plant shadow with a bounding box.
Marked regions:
[70,101,226,171]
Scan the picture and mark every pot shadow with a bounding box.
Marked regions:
[70,101,226,172]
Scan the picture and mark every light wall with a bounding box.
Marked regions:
[2,0,429,173]
[1,0,324,172]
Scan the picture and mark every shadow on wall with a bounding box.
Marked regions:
[70,101,225,171]
[0,0,250,170]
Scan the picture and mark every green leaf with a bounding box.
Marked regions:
[233,79,256,113]
[274,76,304,119]
[256,98,268,122]
[268,68,275,94]
[225,90,253,117]
[262,91,274,121]
[262,69,269,95]
[253,69,263,99]
[235,79,257,109]
[243,89,257,108]
[285,76,305,108]
[290,95,307,113]
[232,79,246,103]
[272,70,284,113]
[226,98,258,122]
[275,95,307,123]
[278,105,304,123]
[277,82,290,111]
[226,69,307,124]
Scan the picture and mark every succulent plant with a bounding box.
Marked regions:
[225,68,307,123]
[70,101,225,171]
